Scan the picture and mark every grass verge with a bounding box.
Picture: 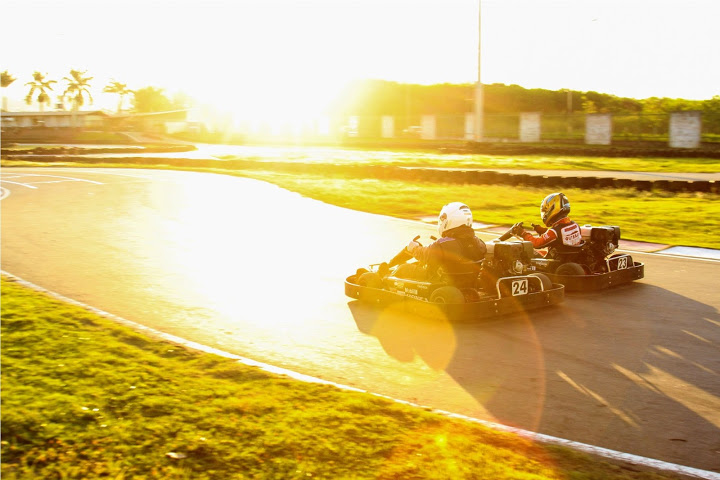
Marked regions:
[215,169,720,250]
[1,276,679,479]
[4,144,720,172]
[215,150,720,173]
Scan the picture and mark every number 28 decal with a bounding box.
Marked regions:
[511,279,529,296]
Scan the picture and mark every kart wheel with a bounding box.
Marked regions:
[529,273,552,291]
[430,286,465,304]
[555,262,585,276]
[358,272,383,289]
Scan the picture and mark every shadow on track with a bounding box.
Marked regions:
[348,282,720,472]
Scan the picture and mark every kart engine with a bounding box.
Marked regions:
[581,225,621,260]
[487,241,535,275]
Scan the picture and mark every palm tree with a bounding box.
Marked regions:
[103,80,132,113]
[62,69,94,109]
[62,69,93,126]
[1,70,17,111]
[25,71,56,112]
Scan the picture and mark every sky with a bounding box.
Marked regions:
[3,0,719,116]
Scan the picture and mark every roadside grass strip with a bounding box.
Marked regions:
[7,144,719,172]
[217,171,720,250]
[0,276,693,480]
[213,151,720,174]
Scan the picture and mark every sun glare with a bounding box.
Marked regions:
[189,73,347,135]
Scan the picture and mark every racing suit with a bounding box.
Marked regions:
[403,225,487,287]
[520,217,583,257]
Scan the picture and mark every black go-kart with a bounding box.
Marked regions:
[345,236,564,321]
[499,224,644,292]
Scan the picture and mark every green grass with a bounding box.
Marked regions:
[225,170,720,250]
[217,149,720,173]
[1,277,679,479]
[4,144,720,172]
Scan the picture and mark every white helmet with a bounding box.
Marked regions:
[437,202,473,236]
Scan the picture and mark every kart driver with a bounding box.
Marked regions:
[511,192,583,255]
[397,202,487,286]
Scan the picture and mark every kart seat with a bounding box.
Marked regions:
[548,242,585,261]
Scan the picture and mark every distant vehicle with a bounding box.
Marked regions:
[402,125,422,138]
[340,125,358,138]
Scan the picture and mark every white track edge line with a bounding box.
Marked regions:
[2,270,719,480]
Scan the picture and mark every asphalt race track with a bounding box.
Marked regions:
[2,167,719,473]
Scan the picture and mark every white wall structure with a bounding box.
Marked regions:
[0,111,109,128]
[381,116,394,138]
[464,113,475,140]
[669,111,701,148]
[520,112,541,142]
[421,115,436,140]
[585,113,613,145]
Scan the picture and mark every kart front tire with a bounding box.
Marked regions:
[430,286,465,304]
[556,262,585,276]
[358,272,383,289]
[529,272,552,291]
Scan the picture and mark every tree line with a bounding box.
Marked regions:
[3,70,718,122]
[328,79,720,118]
[0,70,186,114]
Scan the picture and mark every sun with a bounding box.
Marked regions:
[187,74,347,135]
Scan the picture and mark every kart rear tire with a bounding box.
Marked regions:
[358,272,383,289]
[529,273,552,291]
[555,262,585,276]
[430,286,465,304]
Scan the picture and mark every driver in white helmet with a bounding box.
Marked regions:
[399,202,487,286]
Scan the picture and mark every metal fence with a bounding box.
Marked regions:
[338,112,719,144]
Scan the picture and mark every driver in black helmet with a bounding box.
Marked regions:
[511,192,583,256]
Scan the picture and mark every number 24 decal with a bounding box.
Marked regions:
[512,279,528,296]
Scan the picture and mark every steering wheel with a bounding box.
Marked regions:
[498,223,523,241]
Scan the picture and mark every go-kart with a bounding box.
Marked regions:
[345,236,564,321]
[498,223,644,292]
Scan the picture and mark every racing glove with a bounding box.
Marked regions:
[532,223,548,234]
[406,240,421,255]
[511,222,525,236]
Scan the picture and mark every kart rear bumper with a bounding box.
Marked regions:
[545,262,644,292]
